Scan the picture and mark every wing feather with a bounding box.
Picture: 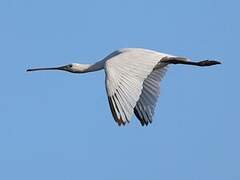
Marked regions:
[104,48,170,125]
[134,66,168,125]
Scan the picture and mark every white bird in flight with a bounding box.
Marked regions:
[27,48,220,126]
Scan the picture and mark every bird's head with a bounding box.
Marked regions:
[26,63,86,73]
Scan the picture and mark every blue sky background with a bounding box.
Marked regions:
[0,0,239,179]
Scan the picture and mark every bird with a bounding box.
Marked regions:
[27,48,221,126]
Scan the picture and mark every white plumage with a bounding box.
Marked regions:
[27,48,221,126]
[104,49,169,125]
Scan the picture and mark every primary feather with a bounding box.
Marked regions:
[104,48,171,125]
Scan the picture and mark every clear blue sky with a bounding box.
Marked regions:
[0,0,239,179]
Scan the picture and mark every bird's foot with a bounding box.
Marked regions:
[197,60,221,66]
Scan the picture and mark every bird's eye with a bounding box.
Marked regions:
[68,64,73,68]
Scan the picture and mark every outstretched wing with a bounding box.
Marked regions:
[134,66,167,125]
[104,48,169,125]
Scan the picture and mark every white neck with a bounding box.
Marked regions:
[71,60,105,73]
